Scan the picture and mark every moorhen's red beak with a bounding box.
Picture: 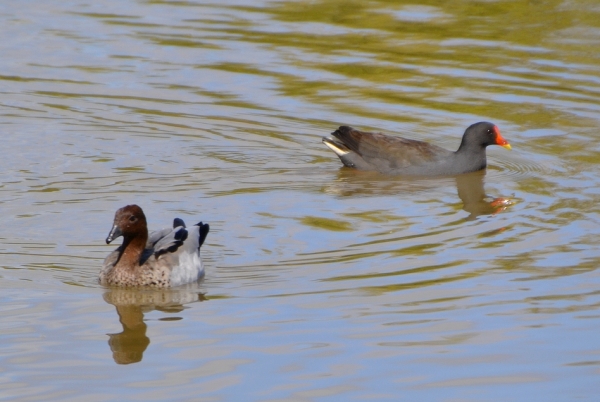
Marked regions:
[494,126,511,150]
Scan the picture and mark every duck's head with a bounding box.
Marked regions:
[106,204,148,244]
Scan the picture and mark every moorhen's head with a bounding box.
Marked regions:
[461,121,511,150]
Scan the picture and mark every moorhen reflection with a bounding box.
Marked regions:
[322,168,512,219]
[103,286,204,365]
[456,170,513,220]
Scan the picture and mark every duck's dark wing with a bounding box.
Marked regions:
[149,226,189,257]
[147,221,208,257]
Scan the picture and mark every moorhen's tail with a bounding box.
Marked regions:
[322,136,349,155]
[322,136,355,167]
[330,126,363,152]
[323,126,368,168]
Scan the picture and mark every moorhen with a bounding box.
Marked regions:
[322,121,511,176]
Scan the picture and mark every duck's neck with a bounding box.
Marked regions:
[117,234,148,271]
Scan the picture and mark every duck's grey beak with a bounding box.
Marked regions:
[106,225,122,244]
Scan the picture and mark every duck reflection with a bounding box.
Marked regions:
[103,285,205,365]
[323,168,512,219]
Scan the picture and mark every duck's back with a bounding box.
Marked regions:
[158,224,206,287]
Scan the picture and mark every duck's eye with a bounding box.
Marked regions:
[129,216,137,222]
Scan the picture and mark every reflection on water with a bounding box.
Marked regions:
[324,168,513,220]
[108,304,149,365]
[103,286,204,365]
[455,171,513,219]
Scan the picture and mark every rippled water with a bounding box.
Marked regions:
[2,0,600,400]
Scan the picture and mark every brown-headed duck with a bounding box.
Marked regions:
[100,204,209,288]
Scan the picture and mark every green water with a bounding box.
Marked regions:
[1,0,599,400]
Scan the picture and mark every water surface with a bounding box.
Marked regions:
[1,0,600,400]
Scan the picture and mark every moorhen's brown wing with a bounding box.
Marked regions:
[331,126,453,172]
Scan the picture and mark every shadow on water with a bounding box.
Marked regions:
[322,168,513,220]
[102,286,205,365]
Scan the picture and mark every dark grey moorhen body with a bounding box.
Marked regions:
[322,122,511,176]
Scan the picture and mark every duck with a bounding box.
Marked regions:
[322,122,511,176]
[100,204,209,288]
